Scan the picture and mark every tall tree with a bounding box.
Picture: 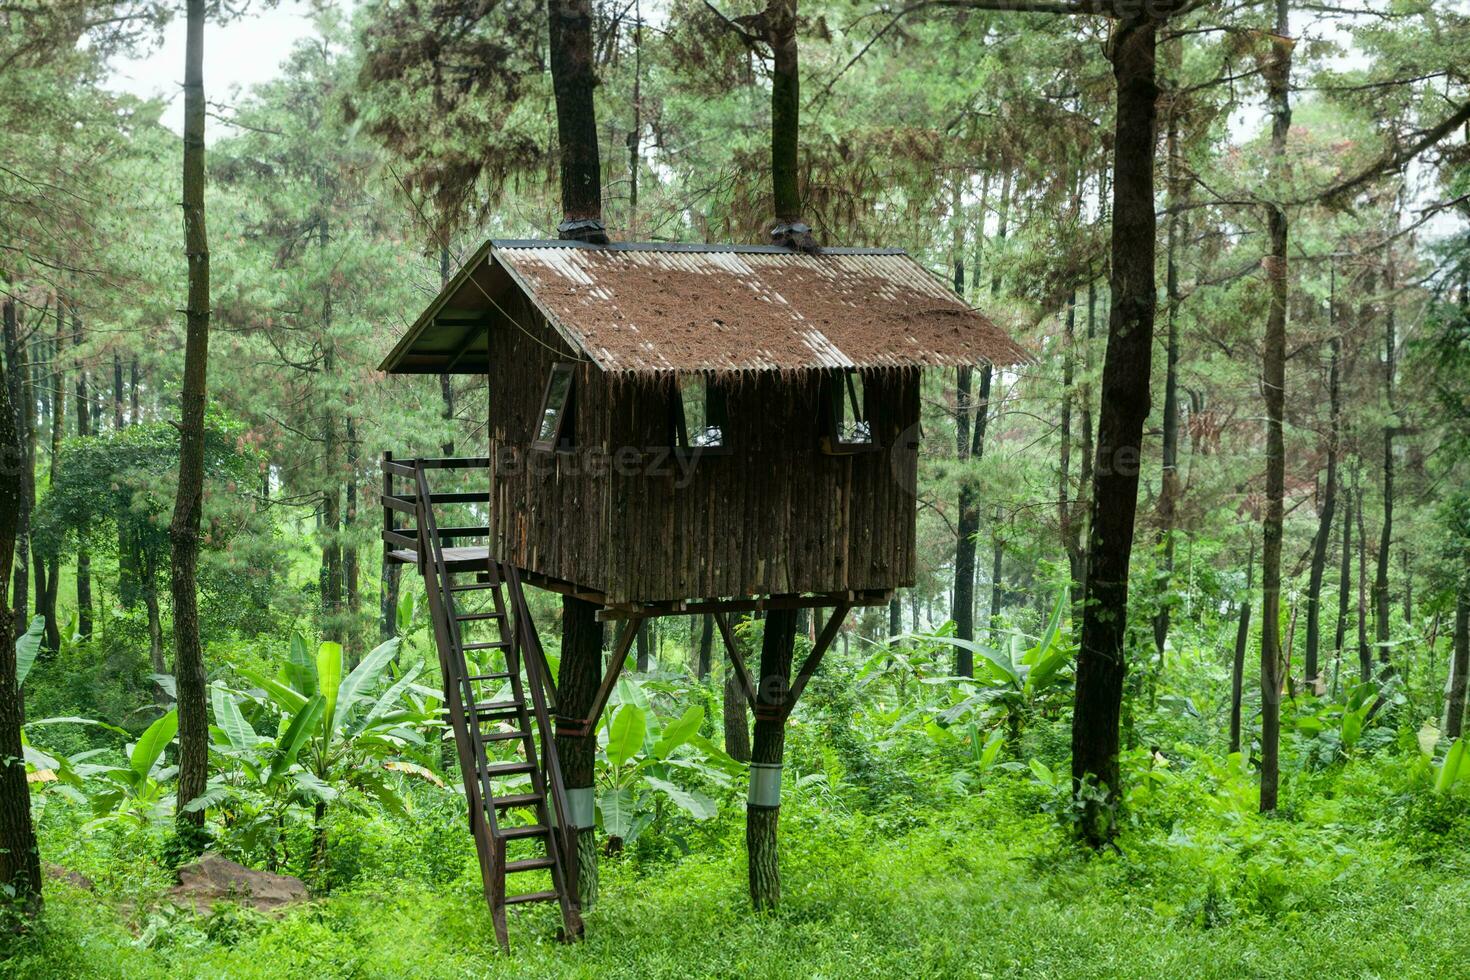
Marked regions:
[1069,4,1177,844]
[0,301,40,918]
[1304,335,1340,691]
[170,0,211,841]
[1257,0,1291,815]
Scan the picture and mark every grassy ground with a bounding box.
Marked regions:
[7,771,1469,980]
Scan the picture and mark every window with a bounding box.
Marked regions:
[822,369,876,453]
[532,363,575,452]
[672,374,728,452]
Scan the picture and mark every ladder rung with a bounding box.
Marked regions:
[480,761,535,777]
[496,824,550,841]
[492,792,543,810]
[503,889,559,905]
[504,857,555,873]
[466,672,512,682]
[469,701,523,719]
[457,611,505,622]
[483,729,530,742]
[449,583,494,592]
[463,641,509,652]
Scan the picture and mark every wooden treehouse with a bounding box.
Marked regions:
[378,239,1024,947]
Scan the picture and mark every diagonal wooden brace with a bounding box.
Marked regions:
[554,614,644,738]
[720,604,852,721]
[714,612,760,710]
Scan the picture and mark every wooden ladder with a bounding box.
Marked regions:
[385,457,583,949]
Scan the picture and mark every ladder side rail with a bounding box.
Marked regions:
[415,464,504,842]
[506,566,580,902]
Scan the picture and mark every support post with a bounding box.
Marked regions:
[555,595,603,909]
[746,607,797,909]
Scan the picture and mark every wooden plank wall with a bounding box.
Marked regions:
[487,287,920,604]
[603,368,919,604]
[485,289,612,594]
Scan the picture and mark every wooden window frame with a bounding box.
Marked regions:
[531,362,577,453]
[820,368,879,455]
[670,373,732,457]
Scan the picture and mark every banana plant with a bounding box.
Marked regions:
[595,695,741,850]
[910,590,1075,744]
[222,633,442,867]
[60,709,180,829]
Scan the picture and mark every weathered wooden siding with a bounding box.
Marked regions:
[485,289,612,594]
[603,369,919,603]
[487,295,919,603]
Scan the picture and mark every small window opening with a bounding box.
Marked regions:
[673,375,728,451]
[823,369,876,452]
[533,363,575,451]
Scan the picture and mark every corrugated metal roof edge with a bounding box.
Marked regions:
[491,239,910,256]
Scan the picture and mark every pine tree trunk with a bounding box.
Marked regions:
[555,596,602,908]
[1153,86,1185,658]
[1445,592,1469,740]
[39,302,64,653]
[1304,337,1340,690]
[698,613,713,679]
[1071,14,1161,845]
[344,417,360,654]
[171,0,211,838]
[768,0,800,226]
[3,299,31,639]
[1373,262,1396,674]
[747,608,796,909]
[1257,0,1292,815]
[0,310,40,918]
[73,311,93,640]
[546,0,606,238]
[1357,489,1370,683]
[1230,536,1255,756]
[1334,484,1352,693]
[723,618,751,761]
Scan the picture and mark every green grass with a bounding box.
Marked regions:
[8,775,1469,980]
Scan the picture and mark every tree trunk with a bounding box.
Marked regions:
[129,357,140,422]
[723,618,751,762]
[768,0,800,229]
[1304,336,1340,691]
[888,597,901,638]
[952,177,978,669]
[556,596,602,908]
[3,299,31,640]
[344,416,360,654]
[635,618,649,671]
[988,510,1003,639]
[747,607,796,909]
[698,613,713,678]
[1230,536,1255,756]
[1357,484,1370,683]
[170,0,211,840]
[72,310,93,640]
[39,301,64,652]
[0,306,40,918]
[1070,13,1161,846]
[1446,592,1469,740]
[1257,0,1291,815]
[1153,82,1185,658]
[546,0,607,239]
[1334,483,1352,695]
[1373,260,1396,674]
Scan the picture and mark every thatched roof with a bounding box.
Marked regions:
[379,240,1028,376]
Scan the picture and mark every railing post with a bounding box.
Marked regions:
[381,450,394,567]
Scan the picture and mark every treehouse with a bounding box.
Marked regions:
[376,238,1024,948]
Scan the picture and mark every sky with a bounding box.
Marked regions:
[108,5,324,136]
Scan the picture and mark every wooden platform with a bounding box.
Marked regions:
[388,545,491,573]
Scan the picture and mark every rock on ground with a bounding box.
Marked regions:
[168,853,308,914]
